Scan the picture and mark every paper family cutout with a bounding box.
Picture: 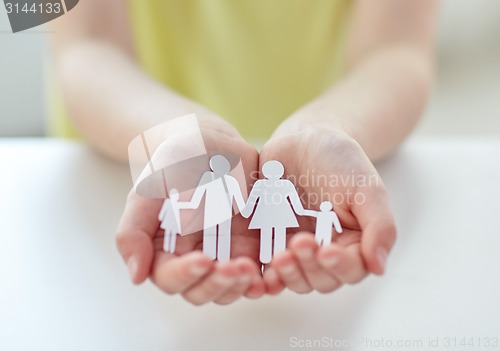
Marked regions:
[158,156,343,263]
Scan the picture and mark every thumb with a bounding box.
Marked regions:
[116,229,155,284]
[115,192,163,284]
[353,189,397,275]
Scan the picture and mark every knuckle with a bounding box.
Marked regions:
[115,231,130,252]
[372,221,397,249]
[388,224,397,243]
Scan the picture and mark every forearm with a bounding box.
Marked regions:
[274,45,433,162]
[54,41,235,162]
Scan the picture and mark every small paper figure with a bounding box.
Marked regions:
[158,188,183,253]
[241,160,306,264]
[182,155,246,261]
[304,201,343,246]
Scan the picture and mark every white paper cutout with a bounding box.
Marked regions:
[128,114,207,199]
[158,157,343,263]
[158,188,189,253]
[304,201,343,246]
[240,160,306,264]
[180,155,246,261]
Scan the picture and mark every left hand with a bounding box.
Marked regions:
[116,122,265,305]
[259,122,397,295]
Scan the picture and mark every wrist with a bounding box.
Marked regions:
[271,109,354,143]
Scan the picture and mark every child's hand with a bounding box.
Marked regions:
[116,123,265,305]
[260,124,396,295]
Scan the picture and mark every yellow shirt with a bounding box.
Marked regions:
[49,0,352,139]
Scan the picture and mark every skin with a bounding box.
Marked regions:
[49,0,437,304]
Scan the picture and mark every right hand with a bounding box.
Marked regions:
[116,119,264,305]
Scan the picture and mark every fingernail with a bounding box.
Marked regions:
[280,264,295,274]
[190,264,209,277]
[265,268,278,283]
[321,255,340,268]
[127,256,139,281]
[296,248,313,260]
[251,275,262,286]
[213,273,234,286]
[376,248,388,273]
[239,274,251,284]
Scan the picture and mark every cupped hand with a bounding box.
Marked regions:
[116,120,265,305]
[259,124,397,295]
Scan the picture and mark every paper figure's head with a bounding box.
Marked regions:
[209,155,231,175]
[320,201,333,212]
[169,188,179,201]
[262,160,284,180]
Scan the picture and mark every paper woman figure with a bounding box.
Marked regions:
[304,201,343,246]
[158,188,182,253]
[241,160,306,264]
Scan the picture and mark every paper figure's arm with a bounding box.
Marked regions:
[240,182,260,218]
[175,201,194,210]
[287,181,306,215]
[158,199,169,221]
[302,210,318,218]
[180,172,211,209]
[226,176,246,213]
[331,212,343,233]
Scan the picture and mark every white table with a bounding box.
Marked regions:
[1,138,499,351]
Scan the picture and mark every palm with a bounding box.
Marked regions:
[261,129,382,238]
[117,125,266,304]
[161,129,262,264]
[152,215,261,264]
[257,127,396,295]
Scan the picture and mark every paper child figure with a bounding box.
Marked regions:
[304,201,343,246]
[241,160,306,264]
[158,188,183,253]
[183,155,246,261]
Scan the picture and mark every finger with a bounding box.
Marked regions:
[245,274,267,298]
[352,187,397,275]
[263,266,285,296]
[214,257,256,305]
[116,191,164,283]
[271,250,312,294]
[289,233,342,293]
[317,244,368,284]
[244,260,266,299]
[151,251,213,294]
[182,261,240,306]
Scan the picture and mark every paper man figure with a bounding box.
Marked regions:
[158,188,184,253]
[305,201,343,246]
[183,155,246,261]
[241,160,306,264]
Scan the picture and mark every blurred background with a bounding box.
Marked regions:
[0,0,499,137]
